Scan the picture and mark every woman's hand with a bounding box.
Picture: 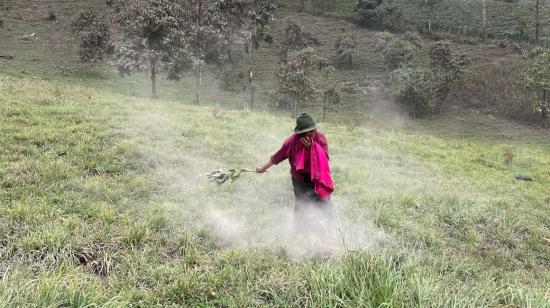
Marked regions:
[256,161,274,173]
[301,136,313,149]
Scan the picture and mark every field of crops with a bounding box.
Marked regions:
[278,0,550,45]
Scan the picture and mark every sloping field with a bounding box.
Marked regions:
[1,1,549,306]
[0,75,548,306]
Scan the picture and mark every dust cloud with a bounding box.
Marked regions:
[117,97,387,260]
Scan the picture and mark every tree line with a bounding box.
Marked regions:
[72,0,276,108]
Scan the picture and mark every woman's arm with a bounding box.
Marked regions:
[258,136,292,173]
[256,160,274,173]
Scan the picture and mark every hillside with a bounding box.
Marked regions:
[0,1,549,306]
[2,0,547,126]
[1,73,549,306]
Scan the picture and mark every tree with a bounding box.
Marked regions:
[353,0,383,28]
[521,47,550,127]
[278,18,319,62]
[311,0,331,15]
[241,0,276,109]
[334,29,358,67]
[71,9,114,65]
[114,0,185,99]
[380,5,404,32]
[214,0,275,109]
[534,0,541,45]
[276,47,329,117]
[183,0,227,105]
[388,41,469,117]
[481,0,487,43]
[380,38,418,71]
[429,41,469,113]
[418,0,443,33]
[322,84,341,121]
[389,68,437,117]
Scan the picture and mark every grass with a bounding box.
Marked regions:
[1,1,549,305]
[0,74,548,306]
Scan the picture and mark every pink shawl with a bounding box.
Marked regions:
[295,140,334,200]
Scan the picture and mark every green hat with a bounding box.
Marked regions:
[294,113,316,134]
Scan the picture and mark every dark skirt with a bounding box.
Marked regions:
[291,175,332,230]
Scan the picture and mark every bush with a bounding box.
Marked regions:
[353,0,383,28]
[72,9,113,65]
[381,5,405,32]
[388,68,438,117]
[381,38,418,71]
[334,29,358,67]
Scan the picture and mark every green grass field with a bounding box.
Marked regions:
[0,74,548,306]
[1,0,549,306]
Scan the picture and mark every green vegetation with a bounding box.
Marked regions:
[280,0,550,46]
[1,73,548,306]
[1,0,549,305]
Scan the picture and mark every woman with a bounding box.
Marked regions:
[256,113,334,223]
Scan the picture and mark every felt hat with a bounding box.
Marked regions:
[294,113,316,134]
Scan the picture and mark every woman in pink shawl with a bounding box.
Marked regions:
[256,113,334,221]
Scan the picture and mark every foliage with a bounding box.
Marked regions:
[215,0,277,108]
[353,0,383,28]
[207,168,256,185]
[520,47,550,126]
[388,41,469,116]
[521,47,550,93]
[381,38,418,71]
[305,0,550,45]
[275,47,329,115]
[334,29,358,67]
[388,68,437,117]
[380,5,405,31]
[113,0,187,98]
[372,31,395,52]
[430,41,469,84]
[278,18,320,62]
[71,9,114,65]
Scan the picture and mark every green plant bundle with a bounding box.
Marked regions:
[207,168,256,185]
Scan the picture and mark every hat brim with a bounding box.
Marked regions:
[294,125,316,135]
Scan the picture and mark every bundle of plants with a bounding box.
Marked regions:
[206,168,257,185]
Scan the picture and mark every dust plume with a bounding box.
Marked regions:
[115,96,408,260]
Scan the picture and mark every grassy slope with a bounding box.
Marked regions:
[1,1,549,306]
[0,75,549,306]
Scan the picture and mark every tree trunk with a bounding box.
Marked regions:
[227,45,233,63]
[543,90,549,128]
[535,0,541,45]
[323,97,327,122]
[292,96,298,118]
[426,1,432,33]
[300,0,305,12]
[150,60,158,99]
[194,63,201,105]
[481,0,487,44]
[248,33,255,109]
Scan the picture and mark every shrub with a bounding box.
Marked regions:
[520,47,550,127]
[381,38,418,71]
[72,9,113,65]
[388,68,438,117]
[353,0,383,28]
[334,29,358,67]
[381,5,405,32]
